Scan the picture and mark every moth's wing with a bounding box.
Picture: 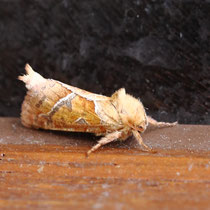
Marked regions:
[19,66,122,134]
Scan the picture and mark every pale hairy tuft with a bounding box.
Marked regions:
[18,64,45,90]
[111,88,147,131]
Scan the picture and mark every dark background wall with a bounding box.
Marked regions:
[0,0,209,124]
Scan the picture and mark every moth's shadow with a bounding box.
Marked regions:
[40,129,139,149]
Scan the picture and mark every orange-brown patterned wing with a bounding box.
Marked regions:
[19,65,121,135]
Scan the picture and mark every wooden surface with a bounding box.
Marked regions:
[0,117,209,210]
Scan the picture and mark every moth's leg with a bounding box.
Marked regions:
[39,93,76,121]
[132,130,150,150]
[87,131,122,156]
[147,116,177,130]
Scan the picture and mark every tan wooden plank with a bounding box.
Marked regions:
[0,118,209,209]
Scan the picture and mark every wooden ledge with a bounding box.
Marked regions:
[0,117,209,209]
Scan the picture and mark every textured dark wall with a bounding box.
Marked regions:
[0,0,209,124]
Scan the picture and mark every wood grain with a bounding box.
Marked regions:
[0,118,209,209]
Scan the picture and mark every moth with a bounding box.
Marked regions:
[19,64,177,156]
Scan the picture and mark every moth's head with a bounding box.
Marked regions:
[111,88,148,132]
